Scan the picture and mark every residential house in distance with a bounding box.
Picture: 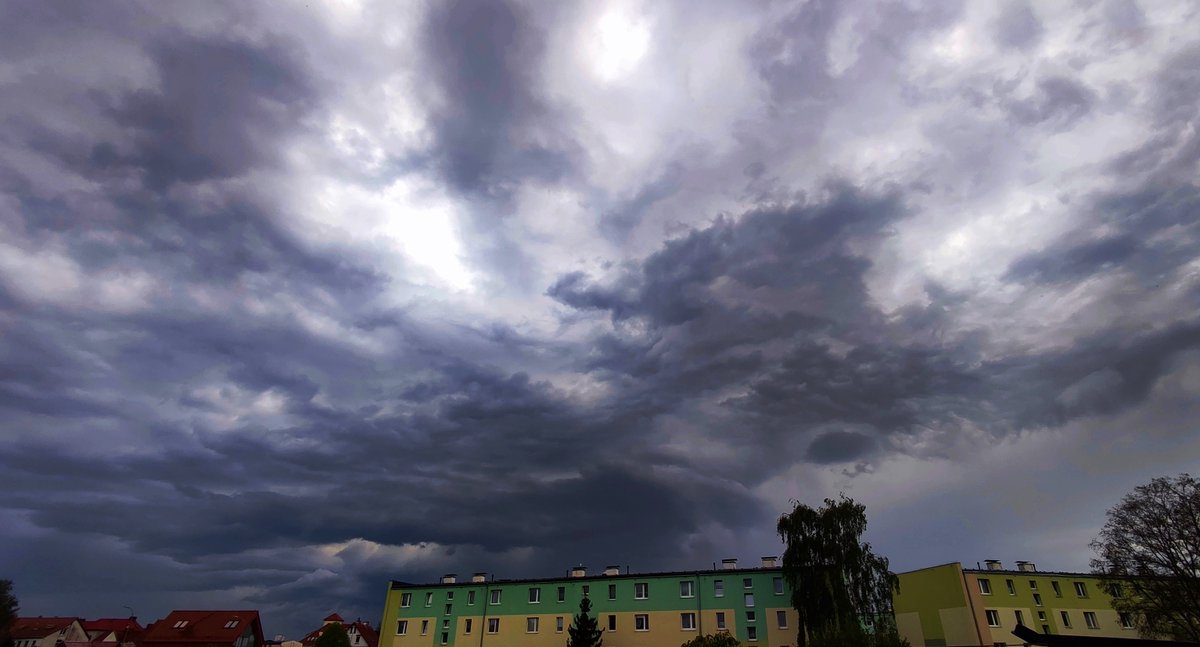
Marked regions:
[11,618,90,647]
[81,618,145,646]
[142,611,263,647]
[380,558,796,647]
[300,614,378,647]
[892,560,1166,647]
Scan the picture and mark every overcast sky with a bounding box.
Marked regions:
[2,0,1199,639]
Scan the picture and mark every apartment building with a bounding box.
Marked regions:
[381,559,797,647]
[893,561,1146,647]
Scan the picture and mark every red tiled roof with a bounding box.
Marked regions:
[82,618,145,634]
[13,618,80,640]
[321,615,343,623]
[299,620,376,647]
[141,611,262,647]
[347,622,377,647]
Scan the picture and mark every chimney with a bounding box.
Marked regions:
[1016,561,1036,572]
[603,566,620,576]
[471,573,487,583]
[721,558,738,570]
[441,574,457,584]
[984,560,1002,571]
[761,556,778,568]
[570,566,587,578]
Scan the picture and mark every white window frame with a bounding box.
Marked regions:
[468,590,476,605]
[557,586,566,603]
[716,612,726,630]
[487,618,499,634]
[608,584,617,601]
[681,612,697,631]
[1119,613,1133,629]
[746,610,755,623]
[635,615,649,632]
[680,580,695,598]
[745,593,755,607]
[1052,581,1062,597]
[607,615,616,631]
[1060,611,1071,628]
[747,626,758,641]
[420,621,428,635]
[401,592,413,607]
[1074,582,1088,598]
[1006,580,1016,595]
[1029,580,1037,590]
[530,587,541,603]
[425,592,433,606]
[743,578,753,589]
[396,620,407,635]
[490,589,502,605]
[776,610,788,629]
[464,619,472,635]
[986,610,1000,627]
[773,577,784,595]
[441,620,449,631]
[439,633,447,646]
[556,617,564,633]
[635,582,648,599]
[444,604,452,616]
[979,579,992,595]
[1084,612,1098,629]
[1015,610,1024,626]
[527,617,539,634]
[714,580,724,597]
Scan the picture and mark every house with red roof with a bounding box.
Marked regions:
[299,615,376,647]
[11,617,89,647]
[141,611,262,647]
[81,618,144,646]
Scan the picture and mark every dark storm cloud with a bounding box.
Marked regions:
[806,430,878,464]
[992,1,1044,50]
[1006,75,1098,128]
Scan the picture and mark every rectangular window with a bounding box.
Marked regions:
[680,580,695,598]
[979,579,992,595]
[1042,625,1050,634]
[464,619,472,635]
[777,610,788,629]
[773,577,784,595]
[420,621,428,635]
[635,615,649,632]
[425,592,433,606]
[444,604,451,615]
[1006,579,1016,595]
[608,584,616,601]
[743,578,753,589]
[1111,583,1123,598]
[490,590,501,605]
[986,610,1000,627]
[681,613,697,630]
[439,632,447,645]
[468,590,476,605]
[558,586,566,603]
[1015,610,1024,626]
[1029,580,1038,590]
[556,617,564,633]
[746,611,756,623]
[527,617,539,634]
[1060,611,1071,628]
[487,619,499,634]
[1038,611,1046,621]
[530,587,541,603]
[396,621,408,635]
[745,593,755,607]
[747,627,758,641]
[714,580,724,597]
[1033,593,1043,606]
[1074,582,1088,598]
[582,585,590,596]
[635,582,648,599]
[1052,581,1062,597]
[1084,612,1098,629]
[447,591,454,601]
[607,615,616,631]
[441,620,449,630]
[401,593,413,607]
[1119,613,1133,629]
[716,612,726,630]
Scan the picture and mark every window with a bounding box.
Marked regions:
[1074,582,1088,598]
[468,590,476,605]
[743,578,753,589]
[680,580,695,598]
[1006,579,1016,595]
[635,582,648,599]
[985,610,1000,627]
[556,617,564,633]
[773,577,784,595]
[1084,612,1098,629]
[1037,611,1045,621]
[1033,593,1043,606]
[747,627,758,641]
[487,619,499,634]
[439,633,447,645]
[1060,611,1071,628]
[1111,583,1123,598]
[1051,581,1062,597]
[607,616,616,631]
[746,611,756,623]
[979,579,992,595]
[635,615,649,632]
[173,621,188,629]
[681,613,697,630]
[582,585,590,596]
[396,621,408,635]
[527,617,539,634]
[716,612,726,630]
[464,619,472,635]
[447,591,454,600]
[441,620,449,630]
[745,593,755,607]
[777,610,788,629]
[557,586,566,602]
[444,604,451,615]
[425,592,434,606]
[530,587,541,603]
[714,580,725,597]
[490,590,501,605]
[608,584,616,601]
[1015,610,1024,626]
[1119,613,1133,629]
[420,621,429,635]
[1029,580,1038,590]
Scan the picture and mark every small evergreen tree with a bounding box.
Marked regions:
[566,595,603,647]
[313,623,351,647]
[0,580,17,647]
[681,633,741,647]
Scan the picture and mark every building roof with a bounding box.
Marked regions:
[12,618,81,640]
[142,611,262,647]
[321,615,342,624]
[894,561,1100,578]
[82,618,144,635]
[389,564,784,589]
[300,620,376,647]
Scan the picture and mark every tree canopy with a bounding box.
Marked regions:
[680,633,741,647]
[1,580,18,647]
[1090,473,1200,642]
[566,595,603,647]
[313,623,351,647]
[777,495,906,647]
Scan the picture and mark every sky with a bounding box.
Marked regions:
[1,0,1199,639]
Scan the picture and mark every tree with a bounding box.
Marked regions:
[313,623,350,647]
[1090,473,1200,642]
[566,595,603,647]
[680,633,741,647]
[777,495,907,647]
[0,580,18,647]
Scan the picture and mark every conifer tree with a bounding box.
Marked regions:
[566,595,603,647]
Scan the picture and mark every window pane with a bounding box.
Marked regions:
[714,580,724,597]
[776,611,787,629]
[745,593,755,607]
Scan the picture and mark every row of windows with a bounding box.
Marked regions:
[396,610,791,638]
[400,578,786,608]
[984,608,1133,631]
[978,578,1091,598]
